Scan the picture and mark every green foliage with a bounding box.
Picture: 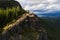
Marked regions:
[41,18,60,40]
[0,6,27,30]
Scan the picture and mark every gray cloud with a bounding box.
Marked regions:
[16,0,60,14]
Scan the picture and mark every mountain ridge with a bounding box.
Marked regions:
[1,13,48,40]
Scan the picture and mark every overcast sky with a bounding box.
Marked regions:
[15,0,60,14]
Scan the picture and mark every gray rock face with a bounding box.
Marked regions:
[0,13,48,40]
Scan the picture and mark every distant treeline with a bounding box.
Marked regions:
[0,6,27,29]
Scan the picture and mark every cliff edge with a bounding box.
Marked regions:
[0,13,48,40]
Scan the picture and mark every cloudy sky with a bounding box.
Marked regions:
[15,0,60,15]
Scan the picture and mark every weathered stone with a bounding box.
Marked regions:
[0,13,48,40]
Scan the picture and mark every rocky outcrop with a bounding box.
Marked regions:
[0,13,48,40]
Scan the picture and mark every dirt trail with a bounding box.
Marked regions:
[2,13,29,35]
[1,13,48,40]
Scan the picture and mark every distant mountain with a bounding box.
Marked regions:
[36,11,60,17]
[36,12,60,40]
[39,15,60,40]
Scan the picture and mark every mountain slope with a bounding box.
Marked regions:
[40,17,60,40]
[0,1,27,30]
[1,13,48,40]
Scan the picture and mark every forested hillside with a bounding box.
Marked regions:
[0,1,27,32]
[41,17,60,40]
